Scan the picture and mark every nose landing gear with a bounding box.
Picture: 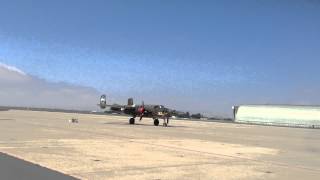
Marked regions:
[163,117,169,127]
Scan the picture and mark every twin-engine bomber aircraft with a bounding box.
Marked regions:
[99,95,170,126]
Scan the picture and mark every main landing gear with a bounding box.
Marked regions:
[128,117,169,127]
[153,118,169,127]
[153,119,159,126]
[129,117,135,124]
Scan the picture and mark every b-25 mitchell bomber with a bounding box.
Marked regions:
[99,95,171,126]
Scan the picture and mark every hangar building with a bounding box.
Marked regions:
[233,105,320,128]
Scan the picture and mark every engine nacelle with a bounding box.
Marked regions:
[100,95,107,109]
[128,98,134,106]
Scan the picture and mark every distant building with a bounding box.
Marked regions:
[233,105,320,128]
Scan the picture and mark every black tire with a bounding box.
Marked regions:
[129,118,135,124]
[154,119,159,126]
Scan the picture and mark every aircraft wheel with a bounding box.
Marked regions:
[129,118,135,124]
[163,122,168,127]
[154,119,159,126]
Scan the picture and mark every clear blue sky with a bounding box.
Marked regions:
[0,0,320,116]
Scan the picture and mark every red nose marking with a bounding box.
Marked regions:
[138,107,145,114]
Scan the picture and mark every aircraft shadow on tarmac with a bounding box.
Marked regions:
[102,121,187,128]
[0,152,77,180]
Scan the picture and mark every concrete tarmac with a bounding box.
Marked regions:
[0,110,319,179]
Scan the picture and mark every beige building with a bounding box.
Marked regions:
[234,105,320,128]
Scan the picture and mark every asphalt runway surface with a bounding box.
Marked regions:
[0,110,319,179]
[0,152,76,180]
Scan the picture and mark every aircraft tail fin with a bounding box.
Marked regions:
[99,95,107,109]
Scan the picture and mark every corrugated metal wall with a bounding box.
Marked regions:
[235,105,320,128]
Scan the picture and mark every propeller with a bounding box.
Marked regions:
[139,101,145,121]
